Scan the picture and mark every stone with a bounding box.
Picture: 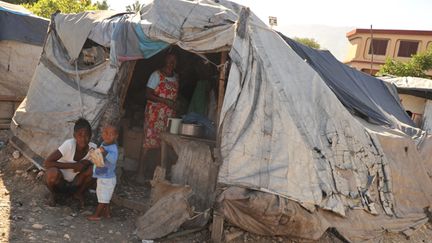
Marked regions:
[45,230,57,236]
[12,151,21,159]
[15,170,23,174]
[32,207,42,213]
[109,230,113,234]
[59,221,70,227]
[28,218,36,223]
[225,230,244,242]
[70,225,76,229]
[81,210,93,216]
[28,236,36,241]
[36,171,44,180]
[115,231,121,236]
[21,228,34,233]
[31,224,44,230]
[65,216,74,221]
[64,234,71,240]
[63,207,73,214]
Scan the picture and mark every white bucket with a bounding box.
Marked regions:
[167,118,182,134]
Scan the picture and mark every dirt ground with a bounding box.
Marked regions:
[0,130,431,243]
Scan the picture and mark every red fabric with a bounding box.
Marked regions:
[143,72,179,148]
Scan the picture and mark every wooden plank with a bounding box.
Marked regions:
[119,61,137,109]
[0,95,24,102]
[216,51,228,126]
[162,132,216,147]
[0,124,10,130]
[178,134,216,145]
[160,140,168,169]
[211,211,224,243]
[9,136,45,170]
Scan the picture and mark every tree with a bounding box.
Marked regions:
[126,0,144,14]
[293,37,320,49]
[377,47,432,78]
[22,0,109,19]
[94,0,108,10]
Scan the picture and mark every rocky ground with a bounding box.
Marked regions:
[0,130,431,243]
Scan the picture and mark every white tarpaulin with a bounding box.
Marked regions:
[380,76,432,90]
[219,11,395,215]
[0,40,42,97]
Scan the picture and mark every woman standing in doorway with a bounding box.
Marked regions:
[137,53,179,183]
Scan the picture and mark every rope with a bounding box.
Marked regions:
[74,61,84,118]
[194,52,228,70]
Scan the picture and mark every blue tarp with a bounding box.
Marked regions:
[110,14,168,64]
[0,3,48,45]
[279,33,415,128]
[134,23,169,58]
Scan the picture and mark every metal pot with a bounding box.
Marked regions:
[180,123,204,137]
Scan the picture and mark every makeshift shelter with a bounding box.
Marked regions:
[10,0,432,241]
[0,1,48,127]
[379,76,432,132]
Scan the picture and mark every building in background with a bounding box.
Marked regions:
[344,29,432,75]
[380,76,432,131]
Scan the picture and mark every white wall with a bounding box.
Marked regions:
[399,94,426,115]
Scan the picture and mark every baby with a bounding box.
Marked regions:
[87,124,119,221]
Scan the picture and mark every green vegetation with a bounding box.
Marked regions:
[378,47,432,78]
[126,0,144,14]
[293,37,321,49]
[17,0,109,19]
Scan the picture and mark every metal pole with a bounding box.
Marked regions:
[370,24,374,75]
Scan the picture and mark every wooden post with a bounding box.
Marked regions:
[119,61,137,109]
[211,211,224,243]
[160,140,168,170]
[213,52,228,243]
[216,51,228,126]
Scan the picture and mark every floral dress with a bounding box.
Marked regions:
[143,71,179,149]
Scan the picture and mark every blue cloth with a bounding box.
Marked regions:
[109,14,168,65]
[0,8,48,45]
[93,143,118,179]
[134,23,169,58]
[182,112,216,139]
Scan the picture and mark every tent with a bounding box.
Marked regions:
[380,76,432,132]
[0,1,48,125]
[10,0,432,241]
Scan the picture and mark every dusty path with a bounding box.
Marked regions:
[0,133,139,243]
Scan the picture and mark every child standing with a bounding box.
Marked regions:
[87,125,118,221]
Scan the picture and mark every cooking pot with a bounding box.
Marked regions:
[180,123,204,137]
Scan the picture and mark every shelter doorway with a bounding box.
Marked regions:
[119,47,227,181]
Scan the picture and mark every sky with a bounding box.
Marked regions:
[106,0,432,30]
[106,0,432,60]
